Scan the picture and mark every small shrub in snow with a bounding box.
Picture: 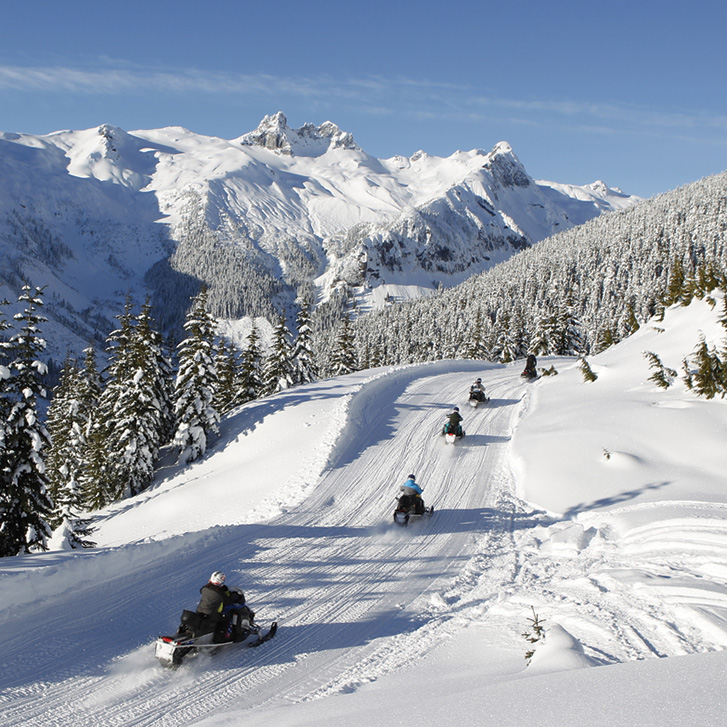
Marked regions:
[522,606,546,664]
[579,357,598,382]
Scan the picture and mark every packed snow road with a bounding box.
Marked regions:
[0,361,530,727]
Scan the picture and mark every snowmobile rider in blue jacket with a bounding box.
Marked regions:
[197,571,255,642]
[399,474,425,514]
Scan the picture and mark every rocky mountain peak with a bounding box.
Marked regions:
[483,141,531,189]
[239,112,358,156]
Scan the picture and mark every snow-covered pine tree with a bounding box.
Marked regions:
[214,338,241,415]
[0,285,53,556]
[76,344,113,510]
[238,323,264,404]
[0,296,10,439]
[45,355,96,549]
[0,298,12,551]
[528,305,556,356]
[592,325,617,354]
[663,257,686,306]
[463,309,489,360]
[495,311,518,363]
[262,313,295,395]
[173,288,220,463]
[329,313,358,376]
[136,299,175,444]
[94,298,171,501]
[554,295,586,355]
[292,299,318,385]
[689,336,724,399]
[99,297,168,499]
[95,297,135,502]
[643,351,678,390]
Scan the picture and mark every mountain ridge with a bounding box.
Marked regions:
[0,113,640,359]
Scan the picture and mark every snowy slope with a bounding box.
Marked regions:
[0,114,639,359]
[1,298,725,727]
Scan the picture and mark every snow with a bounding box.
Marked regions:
[1,297,727,726]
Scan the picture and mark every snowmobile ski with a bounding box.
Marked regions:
[248,620,278,646]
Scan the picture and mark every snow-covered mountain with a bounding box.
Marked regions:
[0,112,639,358]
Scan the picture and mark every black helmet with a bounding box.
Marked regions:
[407,473,416,481]
[453,406,460,412]
[476,378,482,383]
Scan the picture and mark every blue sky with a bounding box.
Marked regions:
[0,0,725,198]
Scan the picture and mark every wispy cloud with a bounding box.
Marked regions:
[1,63,725,142]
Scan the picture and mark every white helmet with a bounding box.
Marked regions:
[209,571,226,585]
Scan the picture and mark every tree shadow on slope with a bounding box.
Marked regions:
[562,481,671,519]
[203,610,432,674]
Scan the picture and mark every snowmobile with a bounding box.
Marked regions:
[441,420,465,444]
[393,493,434,526]
[468,388,489,408]
[521,355,538,380]
[155,607,277,668]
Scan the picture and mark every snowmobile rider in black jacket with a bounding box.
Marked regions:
[446,406,464,436]
[197,571,254,642]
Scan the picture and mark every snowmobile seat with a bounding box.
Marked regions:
[398,494,414,510]
[178,609,215,637]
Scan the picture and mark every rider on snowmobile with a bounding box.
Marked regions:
[399,474,425,514]
[197,571,255,642]
[469,378,486,401]
[522,354,538,379]
[444,406,464,436]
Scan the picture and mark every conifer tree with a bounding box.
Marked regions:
[100,297,169,499]
[463,309,490,360]
[689,336,724,399]
[173,288,220,463]
[553,296,585,355]
[0,298,11,447]
[329,314,358,376]
[238,323,264,404]
[578,357,598,382]
[592,325,617,354]
[214,338,241,414]
[292,300,318,385]
[529,307,556,356]
[136,299,175,444]
[643,351,677,390]
[96,298,135,501]
[45,356,96,548]
[77,345,112,510]
[262,313,295,394]
[0,285,53,556]
[664,257,686,306]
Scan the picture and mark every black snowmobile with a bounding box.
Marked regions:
[155,606,277,668]
[521,354,538,380]
[468,387,489,408]
[393,493,434,526]
[441,420,465,444]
